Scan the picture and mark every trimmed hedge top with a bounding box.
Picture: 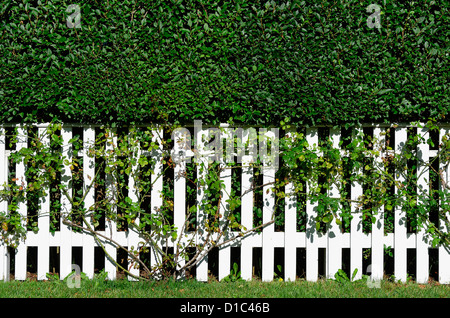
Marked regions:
[1,0,449,127]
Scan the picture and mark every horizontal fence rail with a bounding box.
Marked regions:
[0,123,449,284]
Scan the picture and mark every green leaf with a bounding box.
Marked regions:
[351,268,358,281]
[322,213,333,223]
[377,89,394,95]
[315,221,321,231]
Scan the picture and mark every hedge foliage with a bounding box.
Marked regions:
[1,0,449,127]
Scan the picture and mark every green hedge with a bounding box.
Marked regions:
[1,0,448,127]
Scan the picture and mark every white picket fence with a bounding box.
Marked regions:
[0,123,449,284]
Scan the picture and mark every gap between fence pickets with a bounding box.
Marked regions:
[0,123,450,283]
[416,126,429,284]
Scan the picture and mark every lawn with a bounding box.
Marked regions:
[1,277,449,298]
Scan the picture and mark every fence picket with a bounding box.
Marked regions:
[306,127,319,281]
[127,129,141,281]
[284,130,297,282]
[218,159,231,281]
[82,127,95,279]
[14,126,27,280]
[60,127,73,281]
[194,128,209,282]
[104,128,117,280]
[217,126,232,281]
[37,127,50,280]
[260,128,276,282]
[439,127,450,284]
[371,127,386,282]
[0,127,7,281]
[240,160,254,281]
[284,178,296,282]
[350,128,364,281]
[394,127,408,282]
[172,128,188,279]
[150,128,164,279]
[416,125,429,284]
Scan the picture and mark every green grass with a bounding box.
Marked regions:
[1,277,450,298]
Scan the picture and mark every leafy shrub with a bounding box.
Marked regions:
[0,0,448,127]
